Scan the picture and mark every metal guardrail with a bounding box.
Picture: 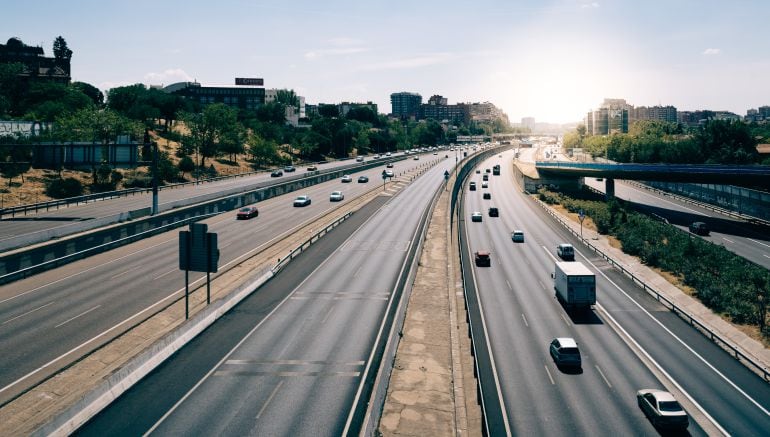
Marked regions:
[272,211,353,273]
[623,180,770,227]
[0,212,220,284]
[532,197,770,382]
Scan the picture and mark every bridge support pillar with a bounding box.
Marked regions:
[605,178,615,199]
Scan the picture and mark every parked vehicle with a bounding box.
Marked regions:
[553,262,596,310]
[474,251,491,267]
[557,243,575,261]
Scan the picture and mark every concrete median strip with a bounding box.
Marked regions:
[0,178,406,436]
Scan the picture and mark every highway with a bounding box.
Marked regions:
[463,150,770,435]
[77,155,456,435]
[584,178,770,270]
[0,154,441,405]
[0,155,398,250]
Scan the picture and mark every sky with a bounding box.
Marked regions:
[2,0,769,124]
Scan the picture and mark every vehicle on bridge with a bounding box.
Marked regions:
[689,221,709,236]
[553,261,595,310]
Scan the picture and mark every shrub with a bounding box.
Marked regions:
[46,177,84,199]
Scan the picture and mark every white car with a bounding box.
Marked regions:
[481,181,489,188]
[385,152,392,156]
[329,191,344,202]
[341,175,352,183]
[384,169,394,177]
[293,195,311,207]
[636,389,689,430]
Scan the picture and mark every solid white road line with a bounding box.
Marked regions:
[544,365,555,385]
[594,364,612,388]
[55,305,101,328]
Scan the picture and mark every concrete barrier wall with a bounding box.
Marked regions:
[0,158,406,284]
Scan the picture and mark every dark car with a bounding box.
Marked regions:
[689,221,709,236]
[270,169,283,177]
[488,207,499,217]
[469,181,477,191]
[482,174,489,181]
[483,192,491,200]
[474,251,491,267]
[236,206,259,219]
[284,165,296,172]
[358,175,369,183]
[557,243,575,260]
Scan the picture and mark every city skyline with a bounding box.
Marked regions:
[2,0,769,123]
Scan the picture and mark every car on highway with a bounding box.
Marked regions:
[386,163,394,168]
[329,191,344,202]
[306,165,317,171]
[475,251,491,267]
[557,243,575,260]
[341,175,352,183]
[293,195,311,207]
[488,207,499,217]
[482,174,489,181]
[384,169,394,178]
[270,169,283,177]
[636,389,689,430]
[689,221,709,236]
[358,175,369,183]
[481,182,489,188]
[385,152,392,156]
[476,169,481,174]
[596,177,604,181]
[511,230,524,242]
[549,337,581,368]
[236,206,259,219]
[471,212,483,222]
[413,156,420,160]
[433,152,438,155]
[469,182,477,191]
[284,165,296,172]
[485,168,491,173]
[483,192,491,199]
[356,156,364,162]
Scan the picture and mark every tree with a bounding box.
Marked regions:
[247,133,280,168]
[318,104,339,118]
[275,89,299,109]
[52,36,73,64]
[255,102,286,124]
[178,155,195,176]
[694,119,759,164]
[22,81,93,121]
[72,82,104,107]
[181,104,241,167]
[354,129,370,153]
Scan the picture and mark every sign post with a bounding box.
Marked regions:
[179,223,219,319]
[578,209,585,239]
[444,170,450,190]
[382,170,388,190]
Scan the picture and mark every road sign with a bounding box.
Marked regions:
[578,209,585,222]
[444,170,450,180]
[179,223,219,273]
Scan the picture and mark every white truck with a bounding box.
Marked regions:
[554,261,596,310]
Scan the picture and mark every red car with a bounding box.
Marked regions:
[236,206,259,219]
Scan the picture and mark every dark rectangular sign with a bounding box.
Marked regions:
[235,77,264,86]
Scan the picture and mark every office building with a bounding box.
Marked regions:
[164,80,265,112]
[390,92,422,118]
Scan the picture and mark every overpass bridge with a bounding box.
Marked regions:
[532,161,770,196]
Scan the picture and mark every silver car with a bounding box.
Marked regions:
[636,389,689,430]
[549,337,581,367]
[293,195,311,207]
[329,191,344,202]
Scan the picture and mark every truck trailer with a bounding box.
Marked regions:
[553,261,596,310]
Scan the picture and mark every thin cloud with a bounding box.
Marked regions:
[581,2,599,8]
[143,68,194,85]
[327,37,364,47]
[304,47,368,60]
[358,53,455,71]
[702,48,721,56]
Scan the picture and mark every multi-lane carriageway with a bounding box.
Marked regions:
[462,149,770,435]
[0,151,445,407]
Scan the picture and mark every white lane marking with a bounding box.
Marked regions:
[256,380,284,420]
[153,269,176,280]
[353,265,363,278]
[1,301,56,326]
[521,313,529,327]
[538,280,546,290]
[544,365,555,385]
[595,364,612,388]
[506,280,512,291]
[321,305,335,324]
[0,236,176,305]
[580,244,762,428]
[747,238,770,249]
[722,237,734,244]
[55,305,101,328]
[560,313,571,327]
[764,254,770,259]
[110,265,142,280]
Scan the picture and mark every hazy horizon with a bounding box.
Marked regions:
[2,0,769,124]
